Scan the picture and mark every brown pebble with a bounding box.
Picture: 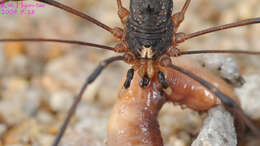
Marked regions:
[47,125,59,135]
[46,44,66,60]
[4,42,25,60]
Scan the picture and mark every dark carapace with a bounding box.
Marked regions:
[126,0,174,60]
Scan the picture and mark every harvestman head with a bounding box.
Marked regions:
[1,0,260,145]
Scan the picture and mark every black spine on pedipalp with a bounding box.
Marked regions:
[158,71,169,89]
[124,68,135,89]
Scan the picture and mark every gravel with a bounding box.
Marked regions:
[192,106,237,146]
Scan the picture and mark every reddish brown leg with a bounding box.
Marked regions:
[166,46,181,57]
[175,17,260,43]
[114,41,130,53]
[35,0,114,33]
[0,38,115,50]
[2,0,124,39]
[168,0,191,57]
[117,0,130,25]
[112,0,130,52]
[172,0,191,32]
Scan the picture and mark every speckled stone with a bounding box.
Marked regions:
[192,106,237,146]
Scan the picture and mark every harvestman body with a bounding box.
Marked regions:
[1,0,260,145]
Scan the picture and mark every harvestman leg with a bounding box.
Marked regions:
[113,0,131,53]
[172,0,191,31]
[2,0,124,39]
[36,0,115,33]
[167,0,192,56]
[0,1,128,145]
[116,0,130,24]
[159,56,260,137]
[175,18,260,43]
[0,0,122,38]
[171,1,260,47]
[52,56,125,146]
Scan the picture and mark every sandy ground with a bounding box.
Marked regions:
[0,0,260,146]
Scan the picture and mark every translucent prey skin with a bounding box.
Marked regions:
[107,56,239,146]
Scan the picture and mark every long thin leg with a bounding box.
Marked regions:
[172,0,191,31]
[0,38,114,50]
[52,55,125,146]
[176,17,260,43]
[3,0,124,38]
[116,0,129,24]
[2,0,115,34]
[179,49,260,56]
[36,0,115,33]
[169,0,191,52]
[159,56,260,137]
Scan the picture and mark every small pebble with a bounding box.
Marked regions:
[194,54,243,87]
[235,75,260,120]
[192,106,237,146]
[60,130,103,146]
[36,111,54,124]
[0,100,27,125]
[49,90,74,112]
[0,124,7,138]
[22,88,42,116]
